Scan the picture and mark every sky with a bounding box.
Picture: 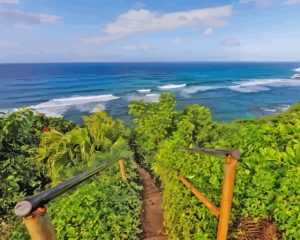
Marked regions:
[0,0,299,63]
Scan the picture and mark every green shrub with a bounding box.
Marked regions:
[11,160,142,240]
[0,108,76,238]
[130,93,300,239]
[9,110,142,240]
[48,161,142,240]
[33,111,126,184]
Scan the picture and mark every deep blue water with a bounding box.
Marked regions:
[0,62,300,123]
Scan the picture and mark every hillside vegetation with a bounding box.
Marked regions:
[0,109,142,240]
[0,94,299,239]
[129,93,300,240]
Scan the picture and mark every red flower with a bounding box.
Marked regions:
[42,126,50,132]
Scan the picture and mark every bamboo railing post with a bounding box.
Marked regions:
[119,159,127,181]
[217,150,240,240]
[179,176,220,217]
[22,207,56,240]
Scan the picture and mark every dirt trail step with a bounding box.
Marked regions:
[143,237,168,240]
[138,167,168,240]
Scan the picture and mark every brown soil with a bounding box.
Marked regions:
[138,167,168,240]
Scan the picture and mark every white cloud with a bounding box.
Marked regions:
[0,38,19,47]
[173,37,183,45]
[0,0,19,4]
[14,23,33,30]
[204,27,213,36]
[84,5,232,44]
[37,13,59,23]
[220,36,240,46]
[283,0,300,4]
[239,0,272,5]
[0,7,59,24]
[121,44,150,51]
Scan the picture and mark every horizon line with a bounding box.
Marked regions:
[0,60,300,65]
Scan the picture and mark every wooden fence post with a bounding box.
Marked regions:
[22,207,56,240]
[119,159,127,181]
[217,150,240,240]
[179,176,220,217]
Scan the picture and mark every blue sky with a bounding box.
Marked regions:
[0,0,299,62]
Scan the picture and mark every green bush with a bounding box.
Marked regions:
[9,110,143,240]
[0,108,76,238]
[49,161,142,240]
[11,160,142,240]
[0,109,46,219]
[33,111,126,184]
[4,98,300,240]
[130,93,300,239]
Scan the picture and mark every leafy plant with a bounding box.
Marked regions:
[46,160,142,240]
[9,110,142,240]
[0,108,75,237]
[11,149,142,240]
[130,94,300,239]
[33,111,126,184]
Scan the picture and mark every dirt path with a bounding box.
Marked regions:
[138,167,168,240]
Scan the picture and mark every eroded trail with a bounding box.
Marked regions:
[138,167,168,240]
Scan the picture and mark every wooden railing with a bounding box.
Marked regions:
[14,147,240,240]
[178,148,241,240]
[14,158,128,240]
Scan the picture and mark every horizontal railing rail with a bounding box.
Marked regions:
[13,146,240,240]
[176,147,241,240]
[178,147,241,160]
[14,158,122,217]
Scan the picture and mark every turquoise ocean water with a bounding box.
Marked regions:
[0,62,300,123]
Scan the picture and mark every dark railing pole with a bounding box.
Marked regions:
[178,147,232,157]
[14,159,120,217]
[14,158,122,240]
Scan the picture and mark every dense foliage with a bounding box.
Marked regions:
[33,111,126,184]
[129,93,300,239]
[0,108,75,220]
[1,109,142,240]
[2,95,299,239]
[11,158,142,240]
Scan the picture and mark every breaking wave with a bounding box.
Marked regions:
[291,74,300,79]
[158,84,186,90]
[260,107,276,112]
[181,85,221,94]
[33,94,119,117]
[293,67,300,72]
[145,93,160,102]
[228,78,300,93]
[260,104,290,113]
[137,89,151,93]
[34,94,119,108]
[126,93,160,102]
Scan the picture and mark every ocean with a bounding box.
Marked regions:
[0,62,300,123]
